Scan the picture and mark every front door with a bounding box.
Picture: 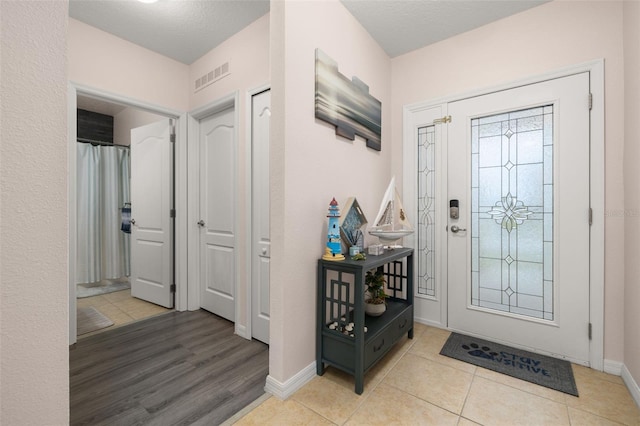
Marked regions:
[198,106,236,322]
[130,119,174,308]
[447,73,591,363]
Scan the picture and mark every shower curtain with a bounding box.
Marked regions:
[76,143,131,284]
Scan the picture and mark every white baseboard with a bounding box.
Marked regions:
[621,364,640,408]
[604,359,623,376]
[413,317,445,329]
[265,362,316,400]
[235,324,250,340]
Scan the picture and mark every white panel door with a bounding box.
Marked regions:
[251,89,271,344]
[130,119,174,308]
[199,106,236,321]
[447,73,590,363]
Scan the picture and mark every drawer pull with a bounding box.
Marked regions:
[398,318,408,329]
[373,339,385,352]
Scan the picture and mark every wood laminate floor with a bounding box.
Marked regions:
[70,310,269,426]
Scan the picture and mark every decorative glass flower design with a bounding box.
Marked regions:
[487,193,533,232]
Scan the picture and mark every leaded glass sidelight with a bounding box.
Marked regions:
[471,105,553,320]
[418,125,436,297]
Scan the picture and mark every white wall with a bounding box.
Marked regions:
[114,107,165,146]
[0,1,69,424]
[68,18,189,112]
[270,0,392,383]
[391,0,626,363]
[623,0,640,385]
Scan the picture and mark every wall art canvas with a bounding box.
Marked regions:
[315,49,382,151]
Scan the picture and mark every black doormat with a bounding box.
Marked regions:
[440,333,578,396]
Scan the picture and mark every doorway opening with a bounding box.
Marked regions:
[69,85,188,345]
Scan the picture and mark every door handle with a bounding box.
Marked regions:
[261,248,267,255]
[450,225,466,233]
[197,220,205,227]
[131,218,136,225]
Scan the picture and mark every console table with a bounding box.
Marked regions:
[316,247,414,394]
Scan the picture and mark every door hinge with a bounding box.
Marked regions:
[170,132,176,143]
[588,93,593,111]
[170,209,176,218]
[589,207,593,226]
[170,119,176,143]
[588,323,592,340]
[433,115,451,124]
[170,284,176,293]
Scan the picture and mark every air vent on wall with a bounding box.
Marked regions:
[194,61,231,92]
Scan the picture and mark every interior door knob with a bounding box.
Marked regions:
[197,220,205,227]
[131,218,136,225]
[261,248,267,255]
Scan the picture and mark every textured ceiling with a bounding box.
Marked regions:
[69,0,270,65]
[341,0,549,58]
[69,0,549,66]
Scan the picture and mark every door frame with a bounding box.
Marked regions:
[245,83,271,342]
[187,91,242,328]
[402,59,605,370]
[68,82,188,345]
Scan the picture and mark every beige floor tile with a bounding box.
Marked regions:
[102,289,132,303]
[568,407,625,426]
[383,352,473,414]
[457,417,482,426]
[233,397,333,426]
[462,376,570,426]
[291,375,364,425]
[412,321,430,337]
[77,294,110,308]
[409,327,477,374]
[565,369,640,425]
[572,364,625,386]
[319,334,414,396]
[114,296,154,312]
[345,382,459,426]
[474,366,566,404]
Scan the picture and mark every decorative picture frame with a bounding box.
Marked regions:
[314,49,382,151]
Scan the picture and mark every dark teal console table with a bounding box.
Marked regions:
[316,247,414,394]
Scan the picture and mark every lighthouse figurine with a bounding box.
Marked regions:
[322,198,345,261]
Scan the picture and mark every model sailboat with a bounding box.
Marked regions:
[369,177,414,246]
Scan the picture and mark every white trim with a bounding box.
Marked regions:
[70,82,183,118]
[245,83,271,342]
[604,359,623,376]
[187,91,242,326]
[588,60,605,372]
[175,113,188,312]
[68,83,188,345]
[235,324,249,340]
[265,362,316,400]
[68,84,78,346]
[402,59,605,370]
[622,364,640,408]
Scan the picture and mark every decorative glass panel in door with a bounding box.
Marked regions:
[418,125,436,298]
[471,106,554,320]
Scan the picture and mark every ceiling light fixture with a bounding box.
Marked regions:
[137,0,158,3]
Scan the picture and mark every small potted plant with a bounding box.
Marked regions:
[364,269,387,316]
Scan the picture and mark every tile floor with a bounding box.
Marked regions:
[76,289,172,338]
[233,324,640,426]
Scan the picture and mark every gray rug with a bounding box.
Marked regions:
[77,278,130,298]
[77,306,114,335]
[440,332,578,396]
